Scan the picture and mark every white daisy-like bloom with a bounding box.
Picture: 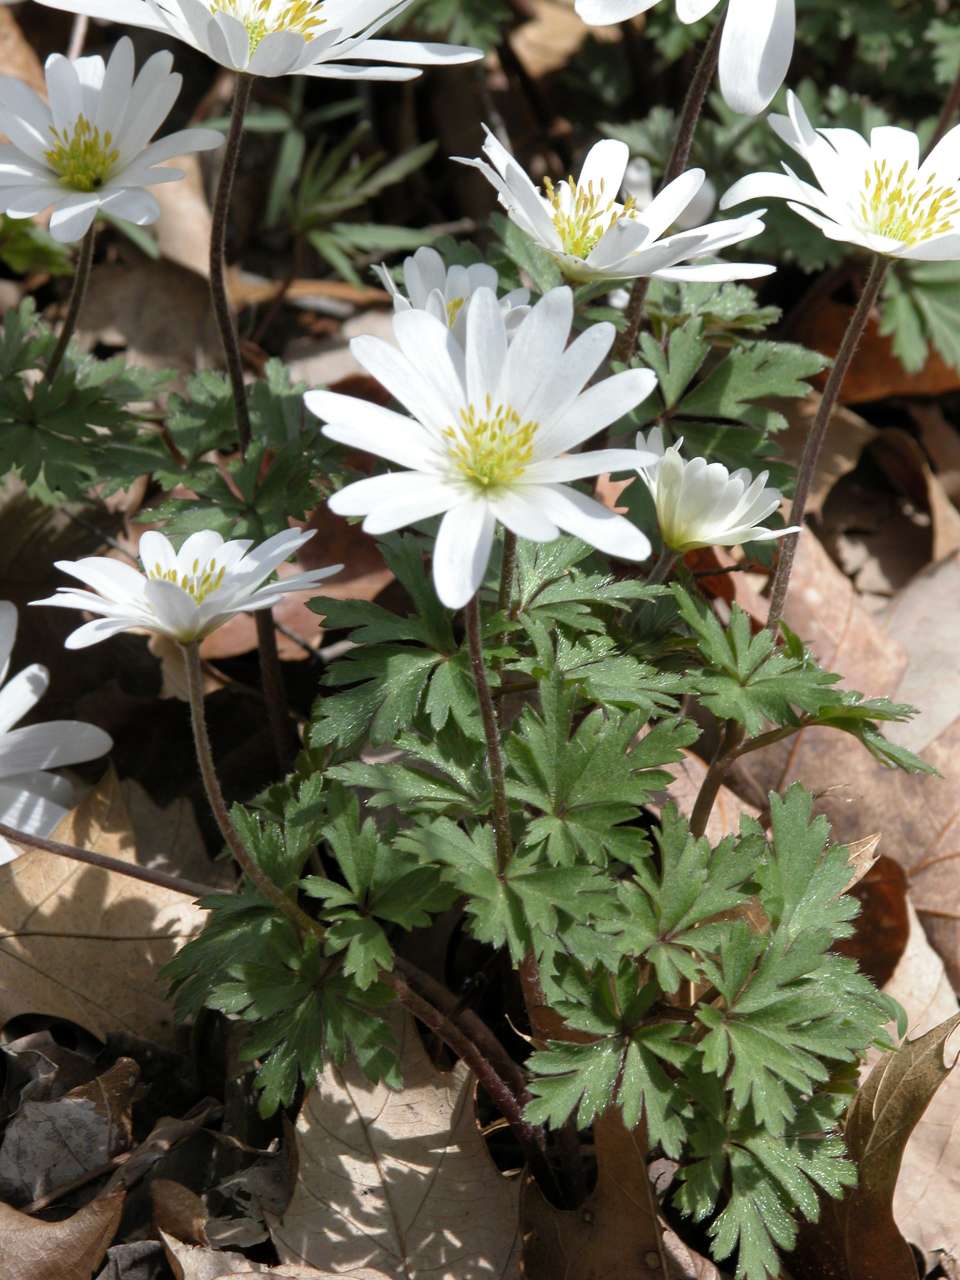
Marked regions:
[32,529,342,649]
[455,127,773,285]
[721,92,960,261]
[0,38,223,243]
[371,246,531,345]
[307,287,660,610]
[33,0,480,80]
[636,428,799,552]
[0,603,112,863]
[575,0,795,118]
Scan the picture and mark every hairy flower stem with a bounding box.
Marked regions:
[45,225,95,382]
[614,19,724,365]
[498,531,518,616]
[766,255,889,630]
[465,593,514,875]
[184,639,317,935]
[689,720,746,839]
[210,72,254,455]
[646,548,677,586]
[255,609,296,769]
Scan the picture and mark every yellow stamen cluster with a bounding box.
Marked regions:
[446,296,466,328]
[209,0,326,51]
[149,558,227,604]
[44,116,119,192]
[544,175,637,258]
[859,159,960,246]
[445,398,538,491]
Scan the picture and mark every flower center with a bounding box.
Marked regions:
[149,558,227,604]
[44,116,119,192]
[444,399,538,492]
[208,0,326,50]
[544,175,637,258]
[858,159,960,246]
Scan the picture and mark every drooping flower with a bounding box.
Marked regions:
[636,428,799,552]
[372,246,530,344]
[456,127,773,285]
[721,92,960,261]
[32,529,341,648]
[0,602,112,862]
[307,287,659,610]
[575,0,795,118]
[32,0,481,80]
[0,38,223,243]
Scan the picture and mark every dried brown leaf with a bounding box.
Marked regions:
[162,1231,326,1279]
[0,1188,124,1280]
[0,771,207,1044]
[270,1014,521,1279]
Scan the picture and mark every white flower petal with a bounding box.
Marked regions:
[431,500,496,610]
[0,602,16,687]
[0,720,113,776]
[538,368,658,455]
[719,0,795,117]
[531,484,651,561]
[0,665,49,734]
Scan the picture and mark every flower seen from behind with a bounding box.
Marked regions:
[721,92,960,260]
[372,246,530,344]
[456,127,773,285]
[308,286,660,610]
[0,602,112,862]
[0,37,223,242]
[32,528,341,647]
[636,428,798,553]
[574,0,796,118]
[33,0,482,79]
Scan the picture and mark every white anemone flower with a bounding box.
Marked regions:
[306,287,660,610]
[33,0,480,80]
[636,428,799,552]
[575,0,795,118]
[721,92,960,261]
[0,603,112,863]
[372,246,531,345]
[0,38,223,243]
[456,127,773,285]
[32,528,342,648]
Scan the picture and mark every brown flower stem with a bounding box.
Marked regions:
[45,225,95,382]
[465,593,514,874]
[183,639,318,936]
[689,720,746,839]
[210,72,254,455]
[766,255,889,631]
[0,821,215,898]
[254,609,295,769]
[614,19,724,365]
[646,548,677,585]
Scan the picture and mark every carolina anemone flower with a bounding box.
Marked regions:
[575,0,795,118]
[0,38,222,242]
[33,529,341,647]
[0,602,112,862]
[307,287,660,610]
[636,428,799,553]
[33,0,481,80]
[721,91,960,261]
[372,246,530,344]
[456,128,772,285]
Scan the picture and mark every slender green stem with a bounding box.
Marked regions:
[766,256,889,630]
[254,609,295,769]
[0,819,214,898]
[498,531,518,616]
[210,73,254,455]
[183,639,318,935]
[646,548,677,586]
[465,594,514,875]
[45,225,96,382]
[689,720,745,839]
[614,19,724,365]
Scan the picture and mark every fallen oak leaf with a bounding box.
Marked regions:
[0,1188,124,1280]
[162,1231,340,1278]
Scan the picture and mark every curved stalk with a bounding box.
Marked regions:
[45,225,96,383]
[210,73,254,454]
[614,19,724,364]
[498,531,518,616]
[766,256,889,630]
